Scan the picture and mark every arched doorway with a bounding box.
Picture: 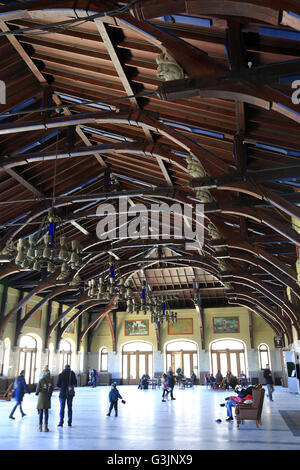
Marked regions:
[59,338,74,371]
[210,339,247,377]
[99,347,108,372]
[19,333,42,385]
[121,341,153,384]
[165,340,198,377]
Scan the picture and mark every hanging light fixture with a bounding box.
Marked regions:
[86,255,177,324]
[10,208,84,278]
[1,133,85,279]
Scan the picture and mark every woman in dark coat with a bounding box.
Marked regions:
[9,370,30,419]
[36,367,53,432]
[167,368,176,400]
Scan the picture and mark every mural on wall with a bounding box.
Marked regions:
[62,312,75,334]
[213,316,239,333]
[25,305,42,328]
[168,318,193,335]
[125,320,149,336]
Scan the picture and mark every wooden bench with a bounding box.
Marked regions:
[213,379,226,390]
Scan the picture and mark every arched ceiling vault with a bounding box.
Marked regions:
[0,0,299,341]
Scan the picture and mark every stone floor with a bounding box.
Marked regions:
[0,385,300,451]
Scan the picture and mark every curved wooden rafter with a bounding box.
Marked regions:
[0,269,61,338]
[225,275,300,325]
[79,296,118,345]
[227,290,294,337]
[227,298,289,341]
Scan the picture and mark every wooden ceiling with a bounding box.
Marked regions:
[0,0,299,342]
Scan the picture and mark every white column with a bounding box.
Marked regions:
[199,350,210,383]
[0,339,3,373]
[10,346,20,378]
[153,350,164,375]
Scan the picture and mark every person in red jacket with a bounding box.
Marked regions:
[220,386,253,421]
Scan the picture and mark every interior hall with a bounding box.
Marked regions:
[0,0,299,453]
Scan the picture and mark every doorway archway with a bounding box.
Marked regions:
[164,339,199,377]
[121,341,153,384]
[19,333,42,384]
[210,339,248,377]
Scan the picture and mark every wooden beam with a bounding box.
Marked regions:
[0,20,46,83]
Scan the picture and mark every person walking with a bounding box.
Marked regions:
[9,370,30,420]
[107,382,125,417]
[35,366,53,432]
[263,364,274,401]
[161,373,169,402]
[167,367,176,400]
[56,364,77,427]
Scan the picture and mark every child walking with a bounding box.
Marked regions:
[161,373,169,402]
[107,383,125,417]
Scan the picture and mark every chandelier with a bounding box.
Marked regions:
[2,208,84,280]
[87,260,177,324]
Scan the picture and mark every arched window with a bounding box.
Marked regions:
[99,347,108,372]
[19,334,42,384]
[210,339,247,377]
[122,341,153,384]
[165,340,198,377]
[2,338,11,376]
[258,343,270,370]
[59,339,73,371]
[48,343,54,373]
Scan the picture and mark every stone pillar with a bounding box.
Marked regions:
[153,350,164,376]
[0,339,3,374]
[199,350,210,384]
[107,351,121,379]
[41,348,49,369]
[10,346,20,378]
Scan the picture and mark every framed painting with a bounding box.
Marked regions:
[213,316,239,333]
[125,320,149,336]
[25,305,42,329]
[168,318,193,335]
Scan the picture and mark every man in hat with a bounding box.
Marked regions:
[56,364,77,427]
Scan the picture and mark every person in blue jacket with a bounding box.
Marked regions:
[9,370,30,420]
[107,383,125,417]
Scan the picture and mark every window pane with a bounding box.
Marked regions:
[32,352,37,383]
[148,354,153,377]
[212,353,218,376]
[239,352,246,373]
[230,353,238,376]
[24,353,31,384]
[193,353,198,375]
[3,343,10,376]
[183,354,191,377]
[220,353,227,376]
[122,355,128,379]
[166,341,197,351]
[211,340,244,350]
[174,353,181,372]
[260,351,269,369]
[20,335,36,348]
[123,342,152,352]
[139,354,146,378]
[101,354,108,371]
[19,351,25,375]
[130,355,136,379]
[166,353,171,371]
